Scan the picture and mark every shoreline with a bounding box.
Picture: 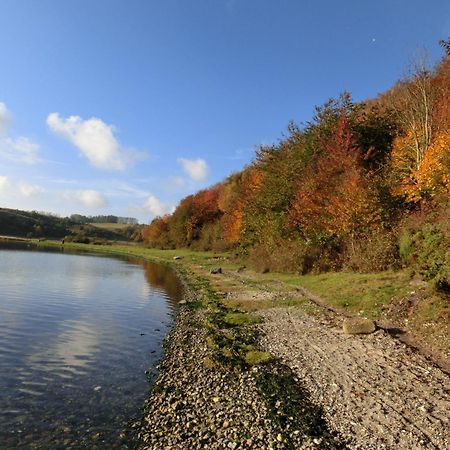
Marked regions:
[135,265,344,450]
[6,239,449,449]
[20,239,342,448]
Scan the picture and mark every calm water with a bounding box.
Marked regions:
[0,243,183,449]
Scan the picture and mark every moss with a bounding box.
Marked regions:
[244,350,273,365]
[223,312,263,325]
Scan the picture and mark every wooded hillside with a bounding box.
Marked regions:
[143,49,450,289]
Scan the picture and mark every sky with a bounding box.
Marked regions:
[0,0,448,223]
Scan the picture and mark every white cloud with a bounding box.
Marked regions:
[74,190,107,209]
[143,195,172,217]
[0,102,12,134]
[47,113,145,171]
[0,136,40,164]
[19,183,43,198]
[0,175,10,193]
[0,102,40,165]
[177,157,209,181]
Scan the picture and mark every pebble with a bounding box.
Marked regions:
[137,279,344,450]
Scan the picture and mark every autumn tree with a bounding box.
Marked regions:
[219,167,265,245]
[390,53,449,202]
[143,215,171,247]
[289,117,383,242]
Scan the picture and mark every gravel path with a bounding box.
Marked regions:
[259,307,450,450]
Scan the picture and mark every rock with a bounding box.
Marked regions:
[342,317,376,334]
[178,300,187,305]
[210,267,222,274]
[173,256,183,260]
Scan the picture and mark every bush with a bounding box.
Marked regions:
[345,230,400,272]
[398,203,450,290]
[248,238,343,274]
[415,226,449,289]
[398,232,414,261]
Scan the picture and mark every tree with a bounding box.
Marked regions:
[289,117,383,241]
[390,54,442,201]
[439,38,450,56]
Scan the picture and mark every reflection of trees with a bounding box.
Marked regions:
[130,258,184,306]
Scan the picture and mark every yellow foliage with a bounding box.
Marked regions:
[391,131,450,202]
[414,132,450,197]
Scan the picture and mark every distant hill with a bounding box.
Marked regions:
[0,208,142,242]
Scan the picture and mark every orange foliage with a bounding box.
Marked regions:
[220,167,264,243]
[142,215,170,244]
[289,117,382,238]
[432,59,450,132]
[186,185,222,240]
[392,131,450,202]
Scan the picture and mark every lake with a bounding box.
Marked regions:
[0,242,183,449]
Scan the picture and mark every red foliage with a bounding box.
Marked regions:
[289,117,381,238]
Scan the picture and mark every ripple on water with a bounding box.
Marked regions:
[0,244,182,448]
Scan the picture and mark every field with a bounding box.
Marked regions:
[89,223,135,230]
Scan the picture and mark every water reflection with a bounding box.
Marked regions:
[0,242,183,448]
[140,259,184,305]
[27,318,99,374]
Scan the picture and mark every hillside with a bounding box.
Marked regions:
[0,208,142,242]
[142,50,450,290]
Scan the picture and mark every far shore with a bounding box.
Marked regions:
[0,235,40,242]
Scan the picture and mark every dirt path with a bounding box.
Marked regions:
[259,307,450,449]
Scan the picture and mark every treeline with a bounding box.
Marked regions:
[70,214,138,225]
[0,208,141,242]
[143,49,450,288]
[0,208,72,238]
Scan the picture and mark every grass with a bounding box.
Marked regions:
[89,223,135,230]
[36,241,417,320]
[250,270,413,319]
[244,350,272,365]
[221,296,319,313]
[223,312,263,325]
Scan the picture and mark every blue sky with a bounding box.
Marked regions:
[0,0,448,223]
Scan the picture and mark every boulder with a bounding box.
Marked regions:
[343,317,376,335]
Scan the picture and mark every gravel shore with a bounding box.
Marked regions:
[260,307,450,450]
[137,267,449,450]
[137,297,344,449]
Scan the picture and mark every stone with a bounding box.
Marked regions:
[210,267,222,274]
[173,256,183,260]
[342,317,376,334]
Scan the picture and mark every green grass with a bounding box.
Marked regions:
[89,223,134,230]
[221,296,319,314]
[244,350,273,365]
[252,270,413,318]
[223,312,263,325]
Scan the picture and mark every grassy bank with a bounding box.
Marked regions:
[33,240,449,364]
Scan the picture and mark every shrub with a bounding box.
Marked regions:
[345,230,400,272]
[398,231,414,262]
